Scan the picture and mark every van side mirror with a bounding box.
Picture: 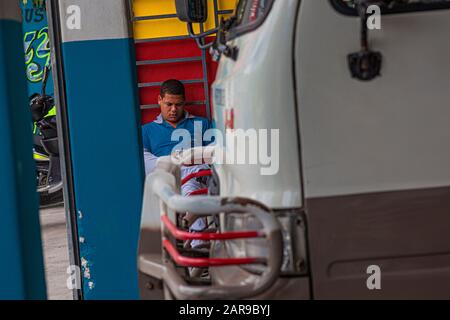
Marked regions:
[175,0,208,23]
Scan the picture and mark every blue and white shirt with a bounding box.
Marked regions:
[142,112,212,247]
[142,112,212,174]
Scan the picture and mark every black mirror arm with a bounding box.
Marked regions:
[187,22,219,39]
[194,37,215,50]
[347,0,383,81]
[208,17,239,61]
[359,10,369,51]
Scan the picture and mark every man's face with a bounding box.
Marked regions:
[159,94,185,125]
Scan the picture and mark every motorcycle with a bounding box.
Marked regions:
[30,66,63,207]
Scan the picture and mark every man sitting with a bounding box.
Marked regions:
[142,79,212,248]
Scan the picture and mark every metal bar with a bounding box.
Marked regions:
[162,215,264,241]
[141,101,205,110]
[213,0,220,28]
[163,239,266,267]
[135,35,191,44]
[199,23,211,120]
[140,105,162,110]
[135,34,216,45]
[132,10,233,23]
[217,9,234,15]
[133,13,178,21]
[138,79,204,88]
[137,56,202,66]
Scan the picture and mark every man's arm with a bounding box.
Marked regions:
[142,125,158,175]
[143,150,158,175]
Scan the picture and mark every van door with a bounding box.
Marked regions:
[295,0,450,299]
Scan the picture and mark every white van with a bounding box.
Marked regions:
[138,0,450,299]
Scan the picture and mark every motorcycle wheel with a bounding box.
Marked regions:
[36,163,63,207]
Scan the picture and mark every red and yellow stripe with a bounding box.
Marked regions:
[132,0,237,124]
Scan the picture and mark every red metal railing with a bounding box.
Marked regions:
[163,167,266,268]
[181,169,212,185]
[162,239,266,267]
[162,214,264,241]
[187,188,209,196]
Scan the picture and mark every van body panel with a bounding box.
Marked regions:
[296,0,450,198]
[296,0,450,298]
[307,186,450,299]
[212,0,303,209]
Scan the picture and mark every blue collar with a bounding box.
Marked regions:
[154,112,194,127]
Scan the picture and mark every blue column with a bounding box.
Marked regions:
[0,0,46,300]
[55,0,144,299]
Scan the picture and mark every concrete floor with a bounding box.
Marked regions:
[40,205,73,300]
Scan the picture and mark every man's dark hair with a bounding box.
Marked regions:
[160,79,185,98]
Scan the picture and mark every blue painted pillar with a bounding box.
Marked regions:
[54,0,144,299]
[0,0,46,300]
